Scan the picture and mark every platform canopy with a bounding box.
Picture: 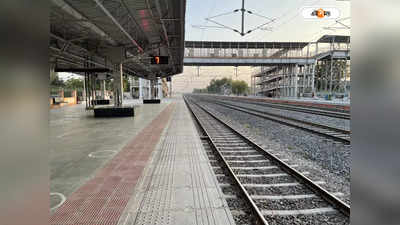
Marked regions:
[50,0,186,79]
[317,35,350,43]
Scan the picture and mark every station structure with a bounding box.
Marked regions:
[251,35,350,98]
[49,1,350,225]
[50,0,186,110]
[182,35,350,98]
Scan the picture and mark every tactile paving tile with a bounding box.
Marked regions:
[120,98,235,225]
[50,104,175,225]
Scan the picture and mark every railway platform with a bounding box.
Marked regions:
[50,96,234,225]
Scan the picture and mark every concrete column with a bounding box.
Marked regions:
[148,80,151,99]
[113,64,123,106]
[139,78,143,99]
[120,64,124,104]
[158,78,162,99]
[170,80,172,97]
[150,79,155,99]
[101,80,105,99]
[82,75,86,101]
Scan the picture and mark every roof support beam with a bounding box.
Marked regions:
[51,0,117,45]
[93,0,144,53]
[55,68,111,73]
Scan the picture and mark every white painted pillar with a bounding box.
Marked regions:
[139,78,143,99]
[148,79,151,99]
[158,78,162,99]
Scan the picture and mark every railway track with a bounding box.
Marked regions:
[195,97,351,145]
[214,97,350,120]
[184,96,350,225]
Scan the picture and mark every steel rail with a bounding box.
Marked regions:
[184,96,350,218]
[184,96,269,225]
[212,95,350,114]
[214,100,350,134]
[218,97,350,120]
[201,98,350,144]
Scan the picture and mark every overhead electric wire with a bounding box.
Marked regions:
[273,0,321,29]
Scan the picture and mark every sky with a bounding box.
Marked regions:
[60,0,351,93]
[172,0,350,93]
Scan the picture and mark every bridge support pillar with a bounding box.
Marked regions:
[311,63,316,95]
[294,64,298,98]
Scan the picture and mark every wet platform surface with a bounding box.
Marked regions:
[50,99,170,210]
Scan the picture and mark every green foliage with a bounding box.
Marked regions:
[65,78,84,89]
[193,88,207,93]
[231,80,249,95]
[123,76,130,92]
[192,77,249,95]
[50,72,65,87]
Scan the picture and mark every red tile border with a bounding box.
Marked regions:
[51,103,175,225]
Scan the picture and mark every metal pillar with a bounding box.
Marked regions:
[344,61,348,94]
[329,37,335,95]
[329,55,333,94]
[301,65,305,96]
[311,63,316,95]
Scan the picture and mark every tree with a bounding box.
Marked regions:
[50,72,65,87]
[232,80,249,95]
[65,78,84,89]
[205,77,232,94]
[192,77,248,95]
[123,76,130,92]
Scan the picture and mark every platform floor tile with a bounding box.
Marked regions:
[119,98,236,225]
